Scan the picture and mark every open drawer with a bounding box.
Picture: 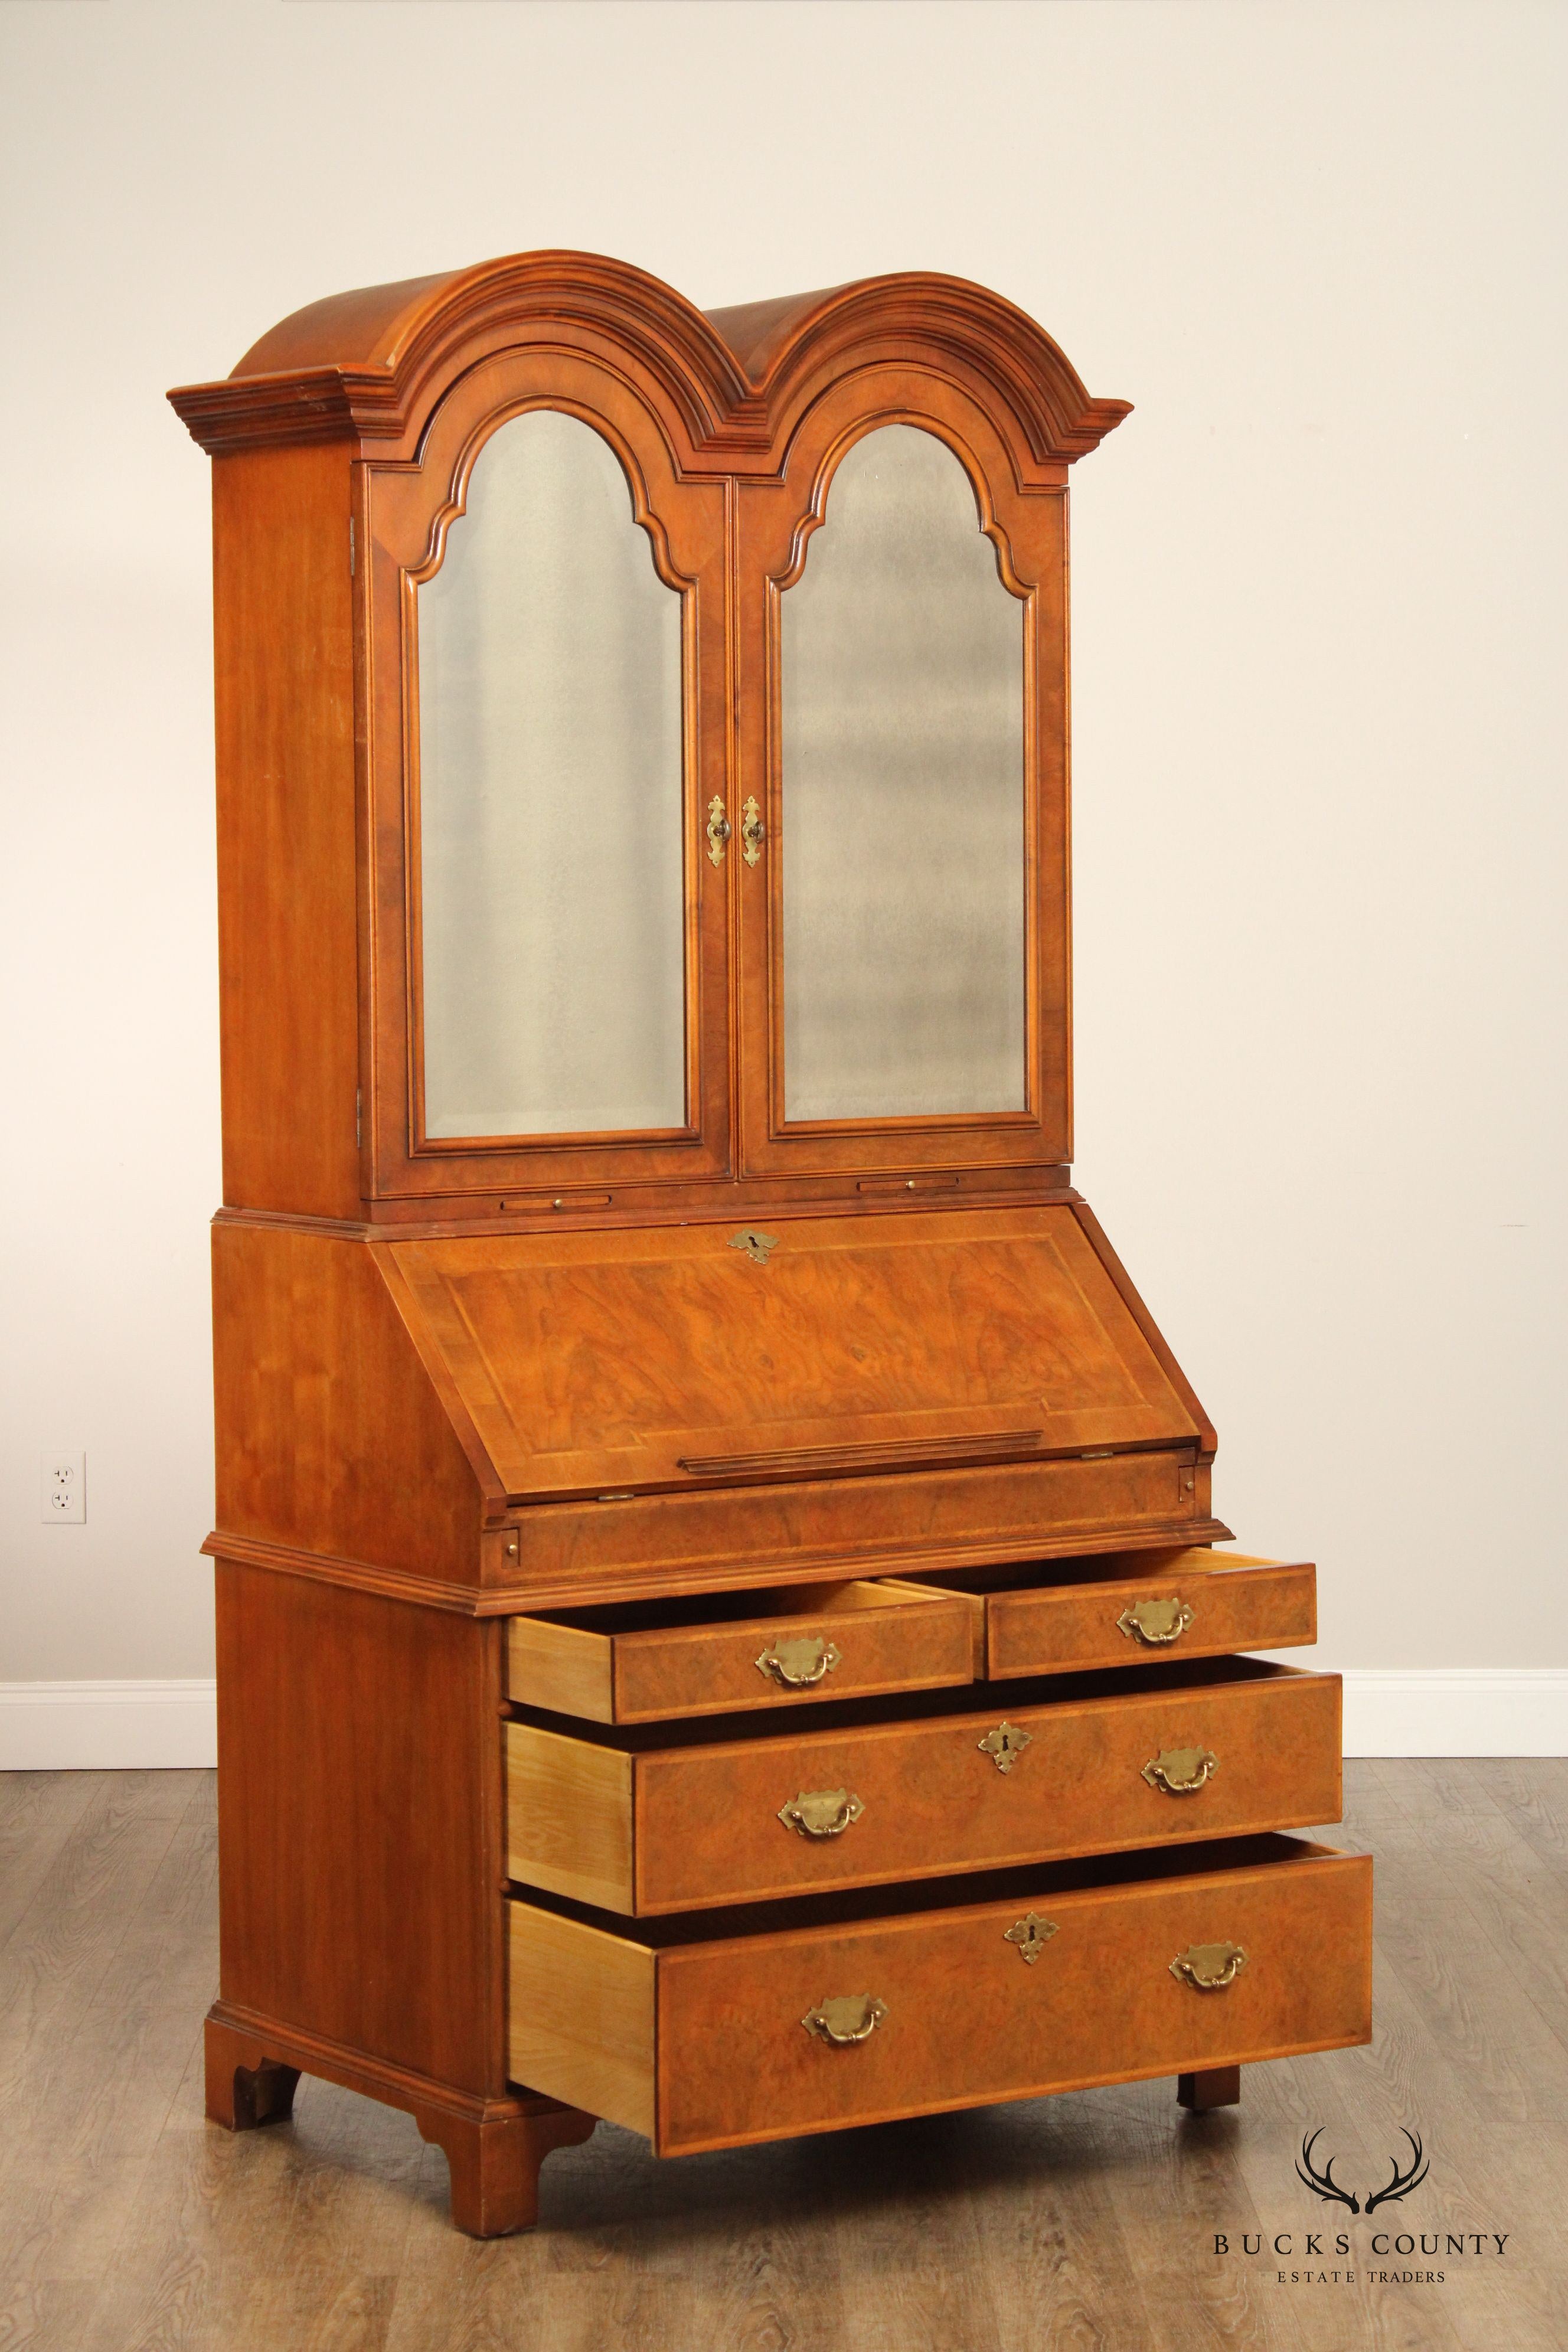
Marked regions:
[505,1658,1341,1913]
[508,1834,1373,2156]
[506,1579,979,1724]
[909,1548,1315,1680]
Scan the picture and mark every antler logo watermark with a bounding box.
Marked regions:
[1212,2126,1511,2282]
[1296,2129,1429,2214]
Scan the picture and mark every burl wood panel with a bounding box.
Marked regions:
[390,1206,1201,1502]
[507,1580,977,1724]
[655,1845,1371,2155]
[501,1449,1219,1605]
[211,443,361,1221]
[211,1220,487,1582]
[504,1664,1342,1913]
[213,1559,504,2095]
[979,1551,1316,1679]
[505,1840,1371,2155]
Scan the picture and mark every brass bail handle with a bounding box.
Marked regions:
[1142,1745,1219,1796]
[756,1635,842,1689]
[802,1993,888,2045]
[1170,1941,1248,1991]
[778,1786,864,1839]
[1117,1596,1194,1647]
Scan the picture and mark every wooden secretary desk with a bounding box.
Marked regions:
[169,252,1371,2236]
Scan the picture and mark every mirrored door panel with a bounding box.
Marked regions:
[736,374,1070,1181]
[365,344,732,1203]
[418,409,685,1141]
[780,424,1026,1122]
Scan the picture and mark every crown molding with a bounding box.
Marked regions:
[168,250,1129,473]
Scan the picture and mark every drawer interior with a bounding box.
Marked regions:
[515,1830,1351,1946]
[508,1577,979,1724]
[508,1832,1371,2154]
[893,1546,1315,1678]
[897,1543,1292,1598]
[509,1652,1315,1749]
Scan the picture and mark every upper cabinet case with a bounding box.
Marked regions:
[170,253,1129,1224]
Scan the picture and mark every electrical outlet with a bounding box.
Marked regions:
[41,1452,86,1523]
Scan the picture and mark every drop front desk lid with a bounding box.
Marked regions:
[380,1204,1207,1507]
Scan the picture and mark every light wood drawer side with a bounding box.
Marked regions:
[507,1842,1373,2157]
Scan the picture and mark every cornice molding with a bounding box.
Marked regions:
[168,251,1129,471]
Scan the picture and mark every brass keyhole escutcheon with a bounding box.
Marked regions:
[1142,1745,1218,1796]
[756,1635,842,1688]
[978,1721,1032,1775]
[1003,1912,1059,1965]
[778,1787,864,1839]
[728,1227,778,1265]
[1117,1596,1194,1647]
[705,796,730,866]
[739,795,766,866]
[1170,1941,1248,1991]
[802,1993,887,2046]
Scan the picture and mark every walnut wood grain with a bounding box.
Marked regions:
[386,1206,1201,1502]
[210,442,360,1220]
[507,1837,1371,2157]
[505,1662,1342,1914]
[971,1550,1317,1679]
[507,1579,977,1724]
[212,1562,504,2092]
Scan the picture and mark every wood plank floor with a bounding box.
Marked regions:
[2,1762,1565,2350]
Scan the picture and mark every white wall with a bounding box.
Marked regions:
[2,2,1564,1727]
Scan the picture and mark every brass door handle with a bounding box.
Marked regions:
[1142,1745,1218,1795]
[756,1635,842,1689]
[802,1993,887,2045]
[739,796,766,865]
[1117,1597,1194,1646]
[778,1786,864,1838]
[1170,1941,1248,1991]
[705,796,731,865]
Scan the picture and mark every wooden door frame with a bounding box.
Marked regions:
[361,343,734,1206]
[733,365,1071,1180]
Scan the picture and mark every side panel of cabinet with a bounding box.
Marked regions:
[734,367,1070,1180]
[213,1560,505,2096]
[211,1220,488,1581]
[211,442,361,1219]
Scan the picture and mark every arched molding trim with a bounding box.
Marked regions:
[406,391,688,598]
[169,254,1129,475]
[168,251,750,461]
[705,272,1131,477]
[775,410,1034,601]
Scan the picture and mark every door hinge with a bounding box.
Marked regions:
[355,1087,362,1149]
[349,518,356,577]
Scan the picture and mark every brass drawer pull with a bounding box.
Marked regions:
[1171,1941,1248,1991]
[1117,1596,1194,1646]
[802,1993,887,2045]
[1004,1912,1059,1964]
[978,1720,1032,1775]
[705,796,730,865]
[756,1635,842,1689]
[740,795,766,866]
[778,1786,864,1838]
[1142,1745,1218,1795]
